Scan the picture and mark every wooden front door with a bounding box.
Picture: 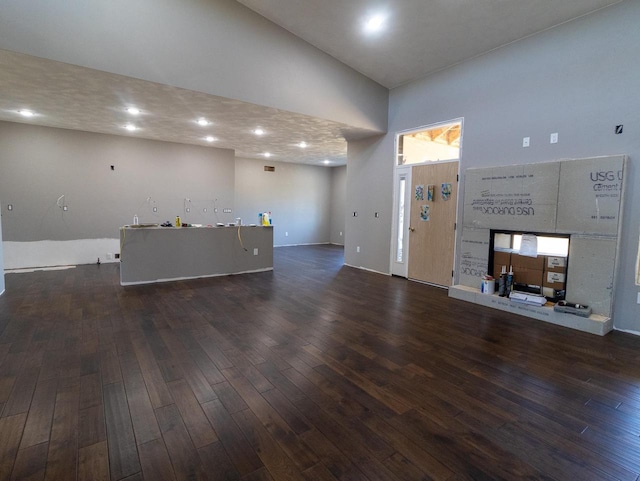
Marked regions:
[408,161,458,287]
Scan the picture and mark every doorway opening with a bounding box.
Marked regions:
[391,120,463,285]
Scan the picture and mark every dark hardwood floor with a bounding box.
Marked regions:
[1,244,640,480]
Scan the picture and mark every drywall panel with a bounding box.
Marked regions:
[458,228,491,288]
[3,239,120,270]
[566,236,617,317]
[463,162,560,232]
[557,155,625,235]
[330,166,346,245]
[233,157,332,247]
[0,122,235,267]
[345,135,393,274]
[0,209,4,295]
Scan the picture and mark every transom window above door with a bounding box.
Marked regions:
[397,121,461,165]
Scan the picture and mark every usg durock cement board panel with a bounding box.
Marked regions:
[556,155,625,235]
[463,162,560,231]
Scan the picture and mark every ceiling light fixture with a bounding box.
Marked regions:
[205,136,217,142]
[197,118,210,126]
[126,107,141,115]
[298,141,308,148]
[254,128,265,136]
[124,124,137,131]
[364,14,386,33]
[17,109,35,117]
[263,152,271,158]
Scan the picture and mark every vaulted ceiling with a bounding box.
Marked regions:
[0,0,624,165]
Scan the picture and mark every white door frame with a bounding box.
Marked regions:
[390,117,464,280]
[391,165,411,277]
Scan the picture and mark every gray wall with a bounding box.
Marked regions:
[347,0,640,331]
[0,208,4,293]
[0,121,236,242]
[329,166,346,245]
[0,0,387,132]
[234,157,332,246]
[345,135,392,273]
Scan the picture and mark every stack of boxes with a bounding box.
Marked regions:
[542,256,567,301]
[492,249,568,302]
[492,251,511,279]
[510,253,544,291]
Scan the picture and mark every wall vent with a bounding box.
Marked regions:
[264,166,275,172]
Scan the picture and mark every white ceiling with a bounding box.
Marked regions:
[0,0,623,165]
[237,0,623,89]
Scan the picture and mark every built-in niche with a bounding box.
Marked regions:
[489,230,570,301]
[450,155,626,335]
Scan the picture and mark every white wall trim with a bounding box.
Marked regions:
[344,263,391,276]
[613,327,640,337]
[274,242,331,248]
[4,239,120,269]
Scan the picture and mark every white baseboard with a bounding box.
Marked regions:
[344,263,391,276]
[274,242,331,247]
[3,238,120,269]
[613,327,640,337]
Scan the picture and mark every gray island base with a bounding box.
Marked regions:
[119,226,273,286]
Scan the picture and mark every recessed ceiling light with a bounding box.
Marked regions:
[124,124,137,131]
[263,152,271,158]
[205,136,217,142]
[17,109,35,117]
[254,128,265,136]
[126,107,141,115]
[298,142,308,148]
[197,118,211,126]
[364,14,386,33]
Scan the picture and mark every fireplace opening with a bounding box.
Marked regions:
[489,230,570,302]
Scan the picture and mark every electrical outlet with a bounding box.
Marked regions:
[153,206,157,213]
[115,253,120,259]
[7,204,12,211]
[253,248,258,256]
[63,205,68,211]
[374,212,379,218]
[550,132,558,144]
[522,137,530,147]
[353,211,358,217]
[356,246,360,253]
[340,231,343,236]
[106,253,113,260]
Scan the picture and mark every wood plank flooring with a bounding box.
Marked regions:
[1,244,640,480]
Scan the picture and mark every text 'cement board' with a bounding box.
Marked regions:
[556,155,625,235]
[463,162,560,232]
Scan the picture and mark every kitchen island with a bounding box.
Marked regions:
[119,225,273,285]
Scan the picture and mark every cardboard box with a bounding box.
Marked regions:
[545,256,567,273]
[513,267,543,287]
[545,271,566,284]
[542,270,566,300]
[492,251,511,277]
[511,253,544,271]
